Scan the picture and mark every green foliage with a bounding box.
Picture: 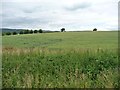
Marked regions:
[29,30,33,34]
[13,32,17,35]
[61,28,65,32]
[24,30,29,34]
[39,29,43,33]
[5,32,11,35]
[34,30,38,33]
[93,28,97,31]
[2,31,118,88]
[2,33,5,36]
[19,31,24,34]
[2,48,118,88]
[2,31,118,49]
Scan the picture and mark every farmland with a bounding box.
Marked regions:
[2,31,119,88]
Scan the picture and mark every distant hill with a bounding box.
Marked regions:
[1,28,26,33]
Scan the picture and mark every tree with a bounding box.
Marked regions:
[19,31,24,34]
[24,30,29,34]
[29,30,33,34]
[13,32,17,35]
[34,30,38,33]
[2,33,5,36]
[61,28,65,32]
[6,32,11,35]
[93,28,97,31]
[39,29,43,33]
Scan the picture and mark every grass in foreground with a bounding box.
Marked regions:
[2,48,118,88]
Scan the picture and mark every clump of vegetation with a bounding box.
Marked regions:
[19,31,24,34]
[29,30,34,34]
[13,32,17,35]
[2,29,44,36]
[5,32,11,35]
[61,28,65,32]
[39,29,43,33]
[34,30,38,33]
[2,33,5,36]
[93,28,97,31]
[23,30,30,34]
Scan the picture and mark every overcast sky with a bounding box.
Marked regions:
[1,0,119,31]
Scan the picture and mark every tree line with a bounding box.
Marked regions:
[2,28,65,36]
[2,28,97,36]
[2,29,43,36]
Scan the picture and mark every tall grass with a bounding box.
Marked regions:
[2,47,118,88]
[2,32,118,88]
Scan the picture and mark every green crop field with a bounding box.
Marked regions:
[2,31,119,88]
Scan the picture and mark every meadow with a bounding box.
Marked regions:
[2,31,119,88]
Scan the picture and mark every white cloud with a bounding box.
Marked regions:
[1,0,119,31]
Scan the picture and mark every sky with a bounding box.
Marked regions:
[1,0,119,31]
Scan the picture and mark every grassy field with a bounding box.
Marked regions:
[2,31,119,88]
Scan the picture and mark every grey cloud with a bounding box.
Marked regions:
[2,16,51,27]
[2,2,54,27]
[23,9,34,13]
[65,2,91,11]
[21,4,43,13]
[1,1,117,31]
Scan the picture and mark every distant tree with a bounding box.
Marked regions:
[2,33,5,36]
[93,28,97,31]
[34,30,38,33]
[29,30,33,34]
[61,28,65,32]
[19,31,24,34]
[6,32,11,35]
[13,32,17,35]
[38,29,43,33]
[24,30,29,34]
